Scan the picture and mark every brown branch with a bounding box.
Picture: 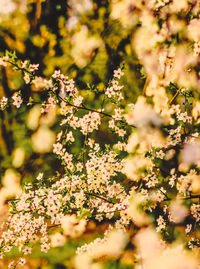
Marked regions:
[58,95,136,128]
[85,191,115,204]
[169,88,181,105]
[164,194,200,202]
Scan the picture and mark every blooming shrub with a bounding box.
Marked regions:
[1,1,200,269]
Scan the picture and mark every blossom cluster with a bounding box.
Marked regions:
[2,1,200,268]
[0,55,131,268]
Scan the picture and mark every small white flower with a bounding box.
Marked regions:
[12,93,23,108]
[37,173,44,180]
[113,68,124,79]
